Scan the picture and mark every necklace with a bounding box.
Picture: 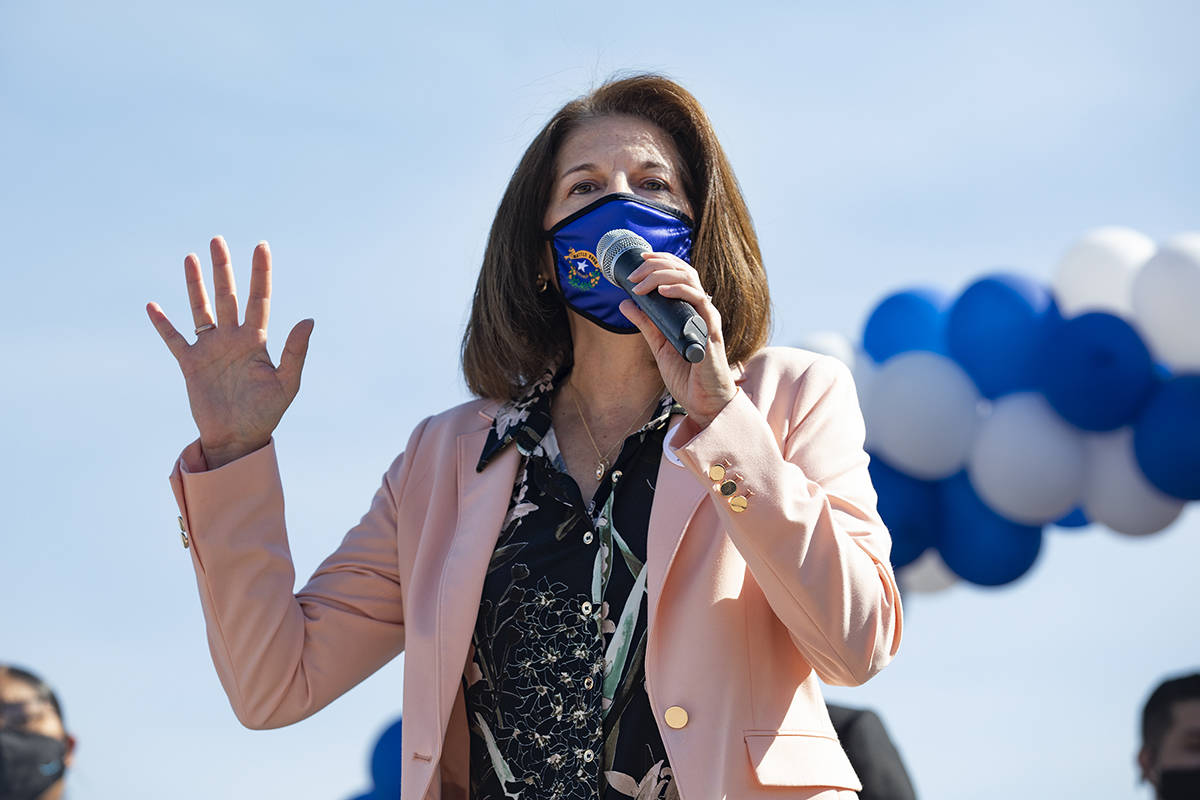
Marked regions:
[568,382,664,481]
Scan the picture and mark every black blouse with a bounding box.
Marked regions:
[465,368,685,800]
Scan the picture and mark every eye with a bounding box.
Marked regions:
[569,181,598,195]
[642,178,668,191]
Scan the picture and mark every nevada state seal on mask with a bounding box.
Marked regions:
[545,193,694,333]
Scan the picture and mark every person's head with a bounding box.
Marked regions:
[0,665,74,800]
[462,74,771,400]
[1139,672,1200,799]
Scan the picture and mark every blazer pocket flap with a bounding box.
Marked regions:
[744,731,863,790]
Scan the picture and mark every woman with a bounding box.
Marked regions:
[0,665,76,800]
[147,75,902,800]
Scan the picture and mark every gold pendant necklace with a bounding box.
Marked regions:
[569,383,663,481]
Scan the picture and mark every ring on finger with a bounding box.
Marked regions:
[194,323,217,335]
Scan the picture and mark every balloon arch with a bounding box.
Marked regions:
[801,227,1200,591]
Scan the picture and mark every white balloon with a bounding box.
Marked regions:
[862,352,982,480]
[898,550,958,594]
[1082,428,1186,536]
[1131,233,1200,370]
[968,393,1086,524]
[794,331,856,367]
[1052,226,1155,317]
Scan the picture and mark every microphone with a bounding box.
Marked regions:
[597,229,709,364]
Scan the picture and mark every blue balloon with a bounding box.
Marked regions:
[1053,507,1090,529]
[370,718,404,798]
[1038,312,1155,431]
[869,454,939,568]
[937,472,1043,586]
[1134,375,1200,500]
[863,288,949,363]
[946,274,1060,398]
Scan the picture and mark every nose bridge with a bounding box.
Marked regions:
[609,169,633,194]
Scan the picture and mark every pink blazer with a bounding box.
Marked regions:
[169,347,902,800]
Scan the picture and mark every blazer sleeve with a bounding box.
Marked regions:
[672,353,902,686]
[168,417,428,729]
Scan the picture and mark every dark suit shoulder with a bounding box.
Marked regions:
[827,704,918,800]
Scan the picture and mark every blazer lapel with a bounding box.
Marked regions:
[434,425,521,744]
[646,364,749,630]
[646,451,707,631]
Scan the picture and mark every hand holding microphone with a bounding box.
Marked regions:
[598,228,737,429]
[597,229,709,363]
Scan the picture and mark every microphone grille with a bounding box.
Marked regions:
[597,229,651,284]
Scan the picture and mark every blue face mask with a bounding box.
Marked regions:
[545,193,694,333]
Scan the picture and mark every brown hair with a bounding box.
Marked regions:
[0,663,65,725]
[1142,672,1200,759]
[461,74,771,401]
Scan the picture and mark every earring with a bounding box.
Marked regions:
[536,274,549,293]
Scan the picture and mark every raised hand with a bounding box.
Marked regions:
[147,236,314,469]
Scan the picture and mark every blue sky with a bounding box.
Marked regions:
[2,1,1197,797]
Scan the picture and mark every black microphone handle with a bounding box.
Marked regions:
[611,248,709,363]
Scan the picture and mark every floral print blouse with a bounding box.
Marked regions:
[465,368,685,800]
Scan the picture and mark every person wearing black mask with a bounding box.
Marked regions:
[0,665,74,800]
[1139,672,1200,800]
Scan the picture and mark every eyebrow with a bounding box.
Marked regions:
[559,162,596,180]
[639,160,672,173]
[558,160,674,181]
